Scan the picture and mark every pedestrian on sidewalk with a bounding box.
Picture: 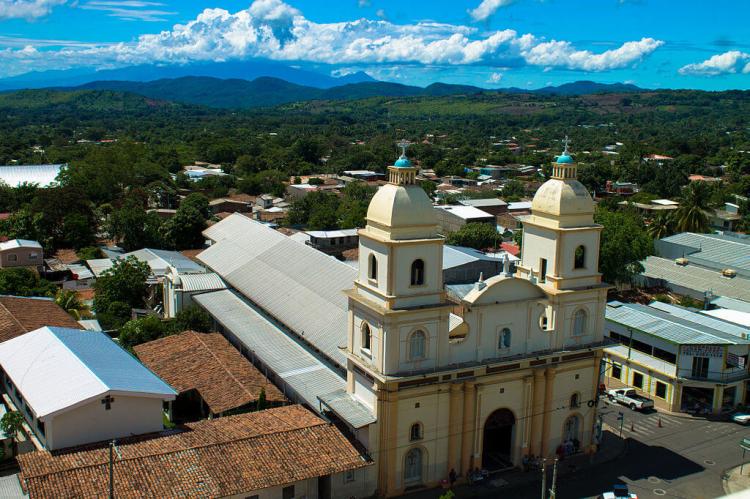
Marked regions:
[449,468,456,488]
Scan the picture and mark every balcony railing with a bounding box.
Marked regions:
[681,368,750,384]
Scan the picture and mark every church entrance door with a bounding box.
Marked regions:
[481,408,515,471]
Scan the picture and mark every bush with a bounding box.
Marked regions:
[77,246,104,260]
[445,223,500,250]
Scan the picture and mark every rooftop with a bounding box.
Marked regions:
[640,256,750,303]
[134,331,285,414]
[17,405,370,498]
[458,198,508,208]
[0,164,64,188]
[443,245,503,270]
[199,214,356,368]
[0,327,176,419]
[435,204,495,220]
[606,301,750,346]
[0,295,81,343]
[0,239,42,251]
[657,232,750,276]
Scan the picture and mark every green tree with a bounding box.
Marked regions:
[257,387,267,411]
[119,315,174,349]
[0,411,24,455]
[0,268,57,297]
[445,223,500,250]
[337,182,377,229]
[286,191,341,229]
[77,246,104,260]
[93,256,150,325]
[162,194,209,250]
[501,179,526,200]
[646,211,675,240]
[674,182,711,233]
[55,289,89,320]
[174,306,212,333]
[595,208,653,285]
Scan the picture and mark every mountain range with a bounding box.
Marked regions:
[0,61,646,109]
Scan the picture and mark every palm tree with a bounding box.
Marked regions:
[55,289,89,320]
[647,211,676,240]
[674,182,710,233]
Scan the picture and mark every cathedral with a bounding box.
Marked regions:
[344,143,610,496]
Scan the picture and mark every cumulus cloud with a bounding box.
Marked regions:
[0,0,66,20]
[0,0,664,78]
[678,50,750,76]
[469,0,514,22]
[488,72,503,83]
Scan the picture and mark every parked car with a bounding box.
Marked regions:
[599,484,638,499]
[607,388,655,411]
[732,413,750,425]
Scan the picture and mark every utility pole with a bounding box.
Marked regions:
[109,440,115,499]
[549,457,559,499]
[540,458,547,499]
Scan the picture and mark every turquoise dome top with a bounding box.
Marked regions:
[556,154,573,164]
[394,155,412,168]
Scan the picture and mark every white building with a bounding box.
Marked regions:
[0,327,176,450]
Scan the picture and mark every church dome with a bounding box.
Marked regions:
[366,183,437,229]
[531,178,593,216]
[394,155,412,168]
[556,154,573,164]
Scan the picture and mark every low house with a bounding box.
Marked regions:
[618,198,679,215]
[162,267,226,318]
[0,296,81,343]
[17,405,372,499]
[708,202,741,231]
[208,198,252,215]
[0,327,176,450]
[458,198,508,216]
[134,331,285,421]
[306,229,359,256]
[603,301,750,414]
[434,205,496,233]
[0,240,43,269]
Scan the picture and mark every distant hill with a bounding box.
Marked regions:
[72,76,490,108]
[0,61,375,91]
[532,80,643,95]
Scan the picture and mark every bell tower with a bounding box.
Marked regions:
[345,142,451,380]
[517,137,603,291]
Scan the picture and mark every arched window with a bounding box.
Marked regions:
[368,254,378,280]
[409,330,426,360]
[570,392,580,409]
[411,259,425,286]
[404,448,423,484]
[499,327,511,349]
[539,314,549,331]
[410,422,423,441]
[573,309,587,336]
[361,322,371,351]
[574,245,585,269]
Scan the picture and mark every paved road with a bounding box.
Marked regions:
[462,402,749,499]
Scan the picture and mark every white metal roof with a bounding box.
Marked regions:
[0,164,64,188]
[507,201,532,210]
[124,248,205,277]
[194,290,373,428]
[458,198,507,208]
[443,245,502,269]
[702,308,750,328]
[0,239,42,251]
[66,263,93,281]
[652,199,679,206]
[86,258,115,278]
[435,205,494,220]
[178,272,226,292]
[199,214,356,368]
[0,327,175,419]
[641,256,750,303]
[306,229,359,238]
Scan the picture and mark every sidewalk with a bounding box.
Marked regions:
[399,430,627,499]
[722,464,750,496]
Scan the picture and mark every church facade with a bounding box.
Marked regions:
[344,145,610,496]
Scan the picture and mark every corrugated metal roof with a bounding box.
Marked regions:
[0,239,42,251]
[198,214,355,368]
[661,232,750,274]
[0,327,176,418]
[0,475,25,498]
[605,302,750,345]
[647,301,750,340]
[317,389,376,429]
[194,290,373,429]
[446,283,475,301]
[66,263,93,281]
[640,256,750,302]
[443,245,502,270]
[711,295,750,314]
[178,272,226,292]
[0,164,64,188]
[86,258,114,278]
[435,205,494,220]
[306,229,359,238]
[125,248,205,276]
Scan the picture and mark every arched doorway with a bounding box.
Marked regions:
[482,408,515,471]
[403,447,424,487]
[563,414,581,443]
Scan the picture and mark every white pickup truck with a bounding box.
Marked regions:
[607,388,654,411]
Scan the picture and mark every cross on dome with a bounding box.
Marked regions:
[562,135,570,155]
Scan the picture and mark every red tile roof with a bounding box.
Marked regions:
[18,405,370,498]
[134,331,285,414]
[0,296,81,343]
[500,242,520,257]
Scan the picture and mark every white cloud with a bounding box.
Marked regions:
[357,0,370,6]
[0,0,66,20]
[469,0,514,22]
[80,0,175,22]
[0,0,664,78]
[487,71,503,83]
[678,50,750,76]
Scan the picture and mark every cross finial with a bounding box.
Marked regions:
[562,135,570,155]
[397,139,410,158]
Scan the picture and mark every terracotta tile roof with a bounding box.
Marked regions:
[180,249,203,263]
[0,296,81,343]
[134,331,285,414]
[18,405,370,498]
[500,242,520,257]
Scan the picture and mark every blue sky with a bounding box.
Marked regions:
[1,0,749,89]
